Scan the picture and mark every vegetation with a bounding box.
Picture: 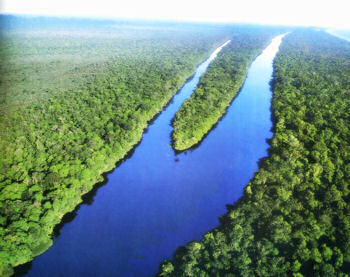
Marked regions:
[0,16,235,276]
[158,30,350,276]
[171,32,275,151]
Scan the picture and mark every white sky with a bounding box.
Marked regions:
[2,0,350,29]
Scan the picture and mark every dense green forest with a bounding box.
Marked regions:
[0,16,238,276]
[171,32,275,151]
[158,30,350,276]
[0,17,231,116]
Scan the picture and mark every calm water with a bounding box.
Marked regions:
[23,34,285,277]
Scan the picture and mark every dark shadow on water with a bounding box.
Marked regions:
[163,197,248,272]
[163,41,284,271]
[142,57,208,134]
[162,36,291,275]
[169,42,273,156]
[13,262,32,277]
[13,131,146,276]
[256,60,278,174]
[52,176,109,237]
[58,52,208,237]
[171,74,249,156]
[13,53,212,276]
[52,126,146,237]
[268,60,278,133]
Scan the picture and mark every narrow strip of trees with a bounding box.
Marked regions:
[0,22,229,276]
[172,32,275,151]
[158,30,350,276]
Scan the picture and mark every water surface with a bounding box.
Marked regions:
[24,34,285,277]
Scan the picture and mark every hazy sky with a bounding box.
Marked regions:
[2,0,350,29]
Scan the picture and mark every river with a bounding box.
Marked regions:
[21,34,286,277]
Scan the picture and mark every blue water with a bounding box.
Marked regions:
[23,35,285,277]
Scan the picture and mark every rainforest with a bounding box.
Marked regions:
[0,14,349,277]
[158,30,350,277]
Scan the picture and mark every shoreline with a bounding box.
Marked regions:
[11,40,229,277]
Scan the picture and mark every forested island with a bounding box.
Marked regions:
[1,14,349,277]
[172,31,275,151]
[0,16,236,276]
[158,30,350,276]
[0,15,288,276]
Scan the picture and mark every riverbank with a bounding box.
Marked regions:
[18,29,282,277]
[158,30,350,276]
[171,32,277,151]
[0,32,228,276]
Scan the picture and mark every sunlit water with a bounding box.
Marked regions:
[22,34,286,277]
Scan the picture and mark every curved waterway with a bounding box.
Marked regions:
[23,34,285,277]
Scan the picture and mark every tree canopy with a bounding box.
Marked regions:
[0,17,235,276]
[172,31,277,151]
[158,30,350,276]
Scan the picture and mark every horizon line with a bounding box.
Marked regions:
[1,12,349,30]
